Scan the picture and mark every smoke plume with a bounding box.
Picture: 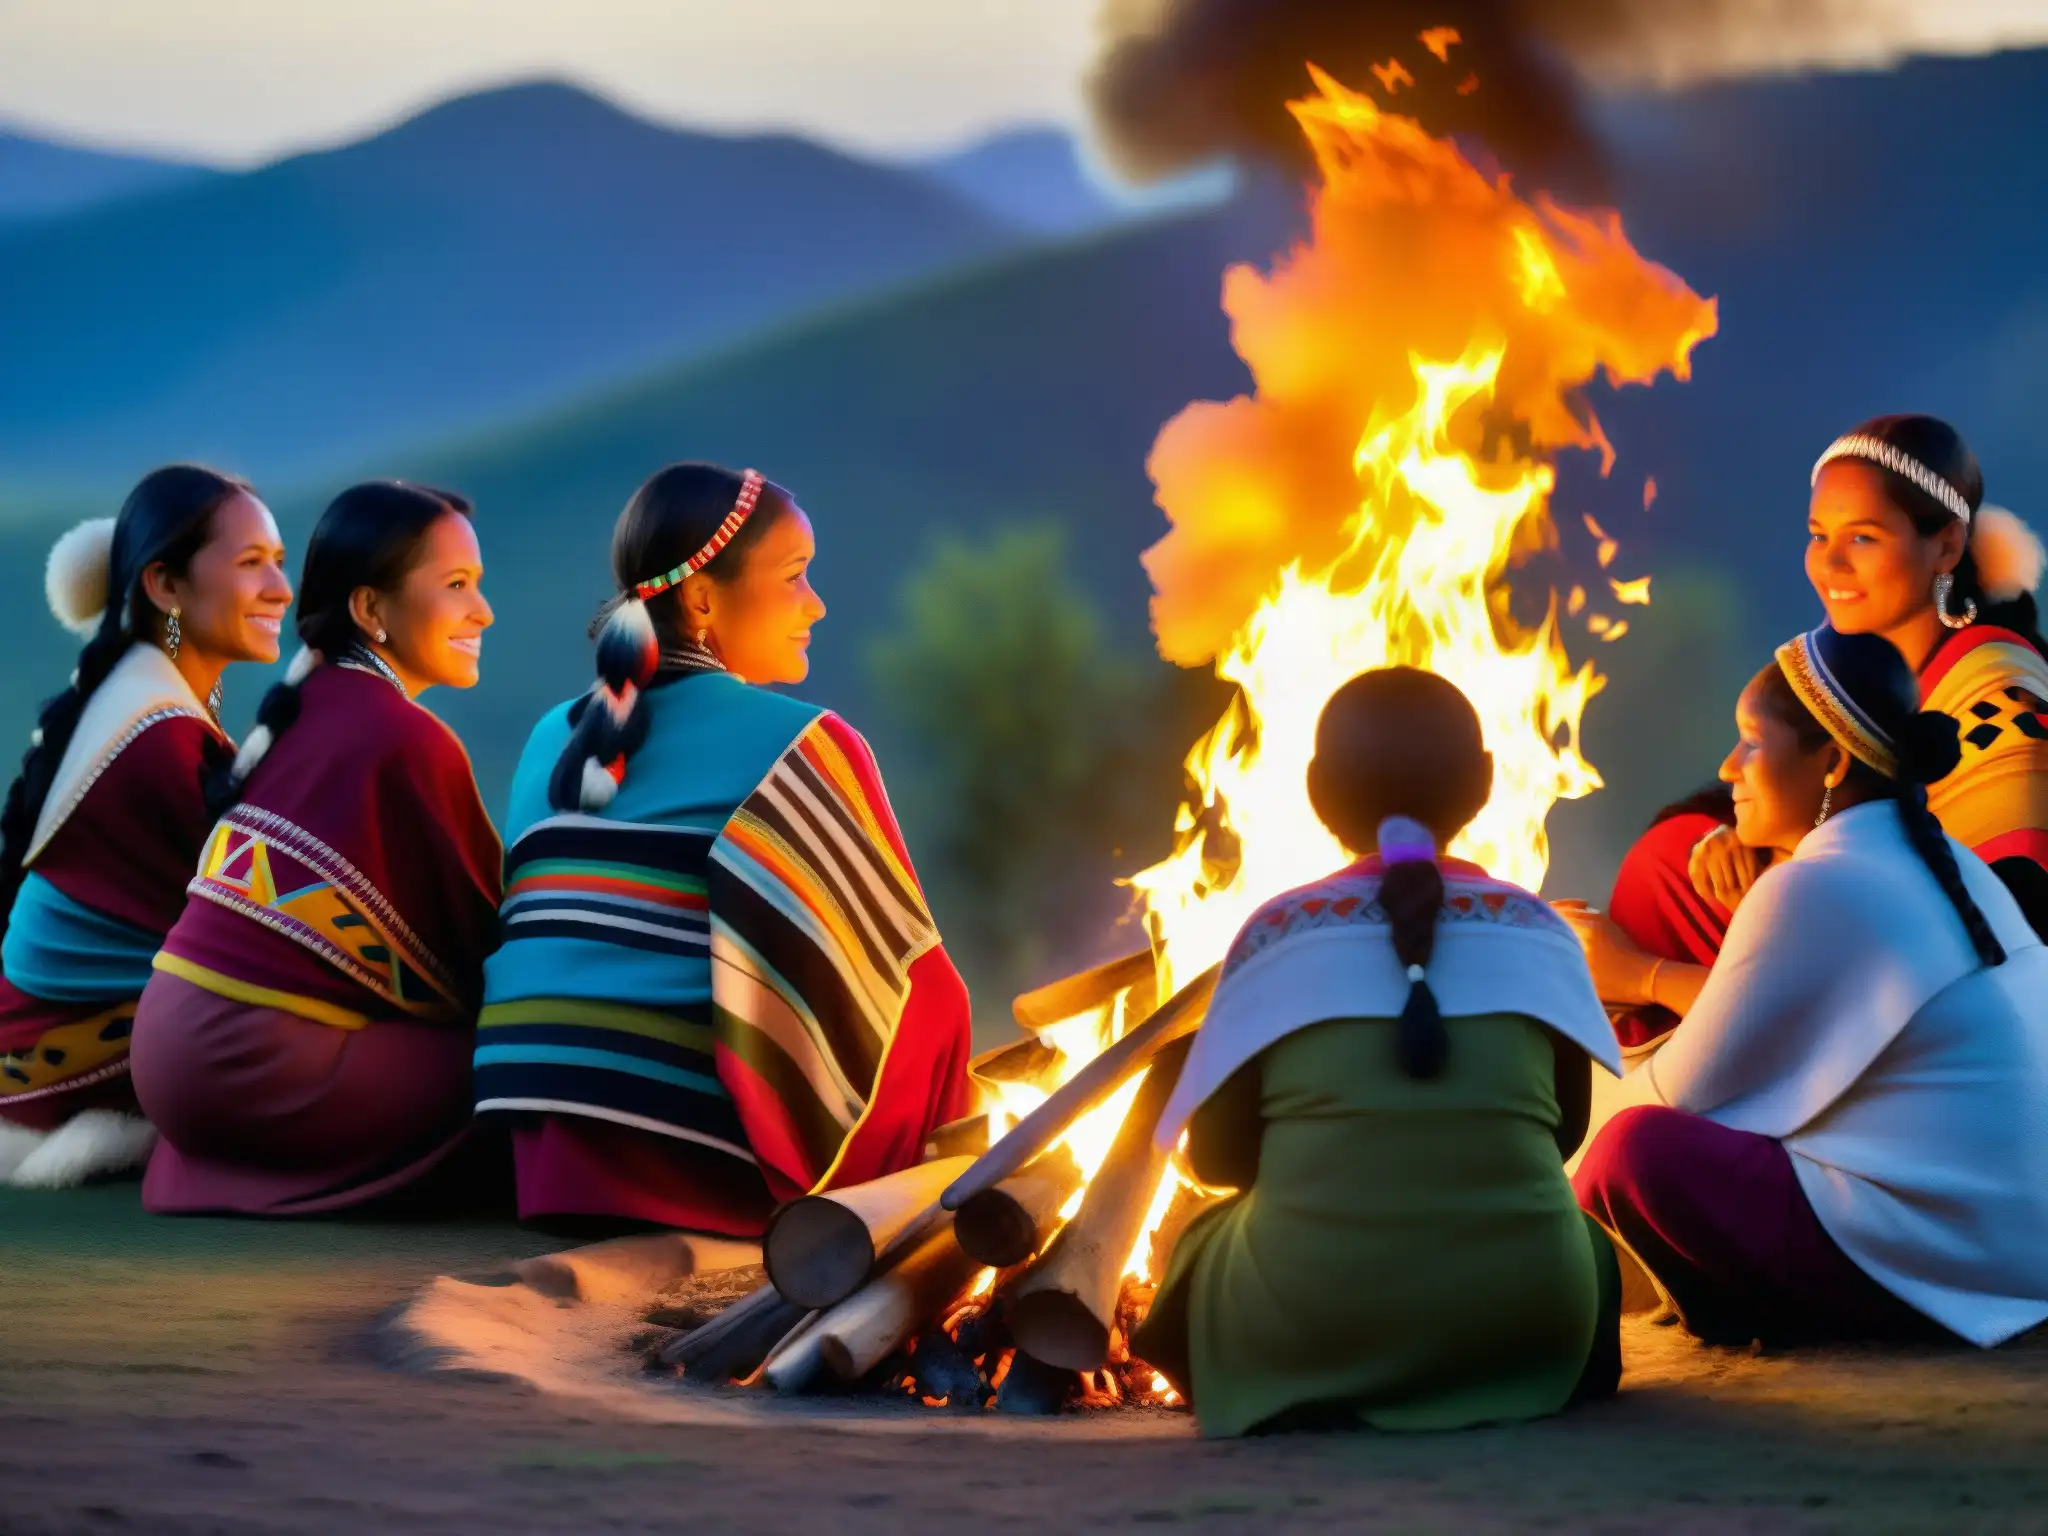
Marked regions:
[1090,0,2048,187]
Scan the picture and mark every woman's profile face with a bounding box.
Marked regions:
[704,507,826,685]
[1806,460,1963,639]
[1719,675,1837,856]
[367,513,492,695]
[163,491,294,665]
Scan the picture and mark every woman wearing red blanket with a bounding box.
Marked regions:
[133,482,503,1215]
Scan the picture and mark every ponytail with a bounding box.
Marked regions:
[548,462,791,813]
[547,596,658,812]
[206,647,319,816]
[1378,815,1449,1079]
[1893,710,2006,968]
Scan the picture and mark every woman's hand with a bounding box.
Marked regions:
[1687,824,1769,912]
[1551,900,1660,1006]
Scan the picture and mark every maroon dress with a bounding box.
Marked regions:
[133,663,503,1215]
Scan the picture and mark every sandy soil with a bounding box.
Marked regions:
[3,1183,2046,1533]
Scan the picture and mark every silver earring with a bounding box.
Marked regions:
[165,606,181,660]
[1935,571,1978,630]
[375,629,388,644]
[1815,780,1834,829]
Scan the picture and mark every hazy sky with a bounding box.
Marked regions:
[0,0,1103,165]
[4,0,2046,168]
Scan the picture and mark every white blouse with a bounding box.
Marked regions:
[1606,799,2048,1345]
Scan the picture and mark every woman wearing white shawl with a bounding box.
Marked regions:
[1131,669,1625,1437]
[1565,624,2048,1347]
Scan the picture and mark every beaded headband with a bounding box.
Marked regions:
[632,470,765,600]
[1812,435,1972,526]
[1774,627,1898,779]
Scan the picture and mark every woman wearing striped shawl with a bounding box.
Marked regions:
[475,463,972,1234]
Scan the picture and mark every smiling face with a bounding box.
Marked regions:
[1807,460,1965,647]
[355,513,492,695]
[155,491,293,665]
[1720,671,1846,857]
[688,505,826,685]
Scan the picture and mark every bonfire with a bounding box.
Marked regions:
[652,45,1716,1414]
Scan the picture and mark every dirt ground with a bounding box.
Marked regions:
[3,1184,2047,1534]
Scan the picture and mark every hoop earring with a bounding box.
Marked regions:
[1815,780,1833,829]
[165,606,182,661]
[1935,571,1978,630]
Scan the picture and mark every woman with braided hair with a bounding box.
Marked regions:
[132,482,502,1216]
[1132,668,1625,1437]
[1608,413,2048,1050]
[1565,625,2048,1347]
[474,461,972,1233]
[0,466,290,1189]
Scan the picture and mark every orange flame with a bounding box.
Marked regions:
[1134,66,1715,987]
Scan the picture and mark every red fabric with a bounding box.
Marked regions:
[1974,827,2048,869]
[1606,811,1735,1049]
[1574,1105,1938,1344]
[158,665,503,1022]
[803,712,974,1194]
[509,1116,775,1236]
[31,713,222,935]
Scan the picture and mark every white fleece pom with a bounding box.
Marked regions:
[229,724,273,785]
[579,757,619,811]
[1970,506,2045,603]
[44,517,116,639]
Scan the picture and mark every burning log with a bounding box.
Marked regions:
[659,1282,808,1384]
[941,963,1219,1212]
[762,1155,972,1310]
[1012,947,1156,1032]
[761,1309,828,1393]
[813,1217,985,1383]
[953,1143,1085,1268]
[1004,1033,1193,1372]
[923,1111,993,1162]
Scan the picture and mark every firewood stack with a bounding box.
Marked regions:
[650,953,1223,1413]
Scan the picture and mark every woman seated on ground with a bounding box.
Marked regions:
[1609,414,2048,1046]
[1131,667,1625,1437]
[1566,625,2048,1347]
[473,462,972,1235]
[0,466,290,1189]
[133,483,503,1216]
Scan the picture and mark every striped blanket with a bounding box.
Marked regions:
[475,712,943,1198]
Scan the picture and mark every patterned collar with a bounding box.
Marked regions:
[336,643,408,696]
[657,642,727,679]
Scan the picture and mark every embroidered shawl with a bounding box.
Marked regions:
[1156,856,1620,1152]
[26,642,219,866]
[155,664,502,1030]
[475,672,966,1202]
[1919,625,2048,877]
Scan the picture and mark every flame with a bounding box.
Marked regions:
[1131,67,1714,998]
[969,66,1712,1377]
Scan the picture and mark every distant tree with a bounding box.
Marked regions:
[867,524,1163,1020]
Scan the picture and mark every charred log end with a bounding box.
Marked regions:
[761,1199,873,1310]
[912,1329,987,1411]
[953,1189,1040,1269]
[1008,1288,1113,1374]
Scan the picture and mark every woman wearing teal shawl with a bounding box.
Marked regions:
[476,463,973,1233]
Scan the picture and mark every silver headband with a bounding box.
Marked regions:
[1812,434,1972,526]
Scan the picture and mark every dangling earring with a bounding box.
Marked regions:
[165,606,182,661]
[1815,780,1834,829]
[691,627,718,663]
[1935,571,1978,630]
